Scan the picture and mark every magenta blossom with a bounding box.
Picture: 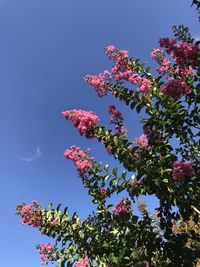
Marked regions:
[135,134,149,149]
[62,109,100,139]
[84,70,111,97]
[173,161,193,181]
[75,258,89,267]
[161,79,191,99]
[129,74,152,93]
[113,198,131,215]
[104,45,129,63]
[37,243,55,264]
[16,200,43,228]
[64,145,93,175]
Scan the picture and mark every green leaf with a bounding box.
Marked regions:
[112,167,118,176]
[104,164,109,172]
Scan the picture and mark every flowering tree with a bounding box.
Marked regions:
[16,24,200,267]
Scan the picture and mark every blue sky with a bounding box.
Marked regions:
[0,0,199,266]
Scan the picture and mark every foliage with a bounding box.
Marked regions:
[16,18,200,267]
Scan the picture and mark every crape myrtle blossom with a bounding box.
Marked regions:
[113,198,131,215]
[108,105,128,135]
[75,258,89,267]
[159,38,199,67]
[157,58,171,74]
[173,161,193,182]
[83,70,111,97]
[152,38,199,80]
[104,45,129,63]
[105,45,132,82]
[62,109,100,139]
[85,45,153,95]
[37,243,55,265]
[16,200,43,228]
[161,79,192,99]
[64,146,93,175]
[151,48,171,75]
[135,134,149,149]
[108,105,124,125]
[128,74,152,94]
[151,48,164,60]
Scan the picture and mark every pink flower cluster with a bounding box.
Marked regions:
[16,200,43,227]
[62,109,100,139]
[173,161,193,181]
[151,48,163,60]
[151,48,171,74]
[83,70,111,97]
[159,38,177,54]
[161,79,191,99]
[128,74,152,93]
[84,45,153,96]
[75,258,89,267]
[113,198,131,215]
[37,243,54,264]
[108,105,124,122]
[108,105,127,134]
[104,45,129,63]
[151,38,199,98]
[135,134,148,149]
[64,146,93,175]
[159,38,199,67]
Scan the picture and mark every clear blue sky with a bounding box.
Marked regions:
[0,0,199,266]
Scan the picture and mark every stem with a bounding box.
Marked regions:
[191,205,200,215]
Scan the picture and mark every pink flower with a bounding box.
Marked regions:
[64,146,93,175]
[52,219,59,226]
[16,201,43,228]
[174,66,194,77]
[113,198,131,215]
[129,74,152,93]
[75,258,89,267]
[159,38,177,54]
[37,243,54,264]
[108,105,124,121]
[161,79,192,99]
[157,58,171,73]
[173,42,199,67]
[105,146,112,155]
[135,134,148,148]
[151,48,163,60]
[104,45,129,63]
[84,70,111,97]
[62,109,100,139]
[173,161,193,181]
[159,38,199,67]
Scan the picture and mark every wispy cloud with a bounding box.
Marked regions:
[18,147,42,162]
